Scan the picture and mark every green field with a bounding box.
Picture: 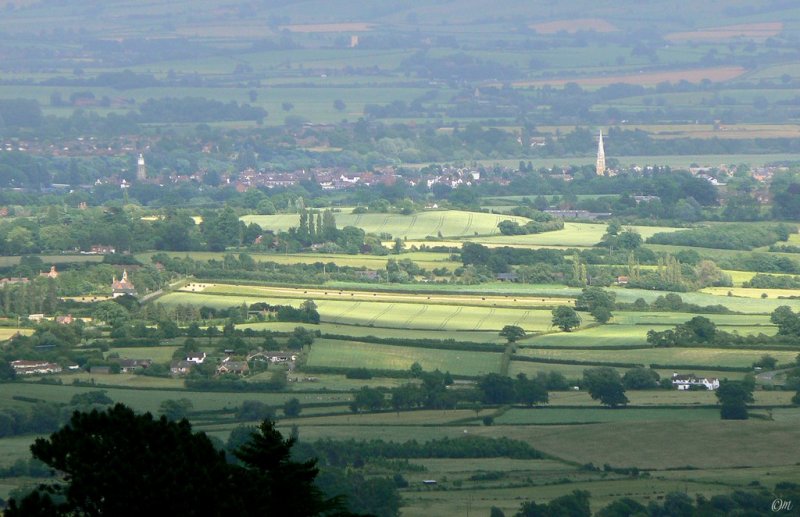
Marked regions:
[0,381,347,414]
[477,420,800,469]
[466,222,686,247]
[241,210,531,239]
[515,346,798,369]
[160,291,561,333]
[494,407,721,424]
[305,338,502,376]
[238,321,507,343]
[137,250,460,270]
[192,282,573,309]
[509,360,751,381]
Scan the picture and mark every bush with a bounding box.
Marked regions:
[345,368,373,379]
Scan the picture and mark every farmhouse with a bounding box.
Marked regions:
[40,265,59,279]
[496,272,519,282]
[0,277,29,286]
[10,360,62,375]
[217,359,250,376]
[543,209,611,220]
[56,314,74,325]
[671,373,720,391]
[111,270,137,297]
[248,351,297,363]
[89,245,116,254]
[185,352,206,364]
[356,270,380,281]
[115,359,152,373]
[170,360,195,375]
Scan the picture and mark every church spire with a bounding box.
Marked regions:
[596,130,606,176]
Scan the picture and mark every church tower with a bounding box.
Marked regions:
[596,130,606,176]
[137,154,146,181]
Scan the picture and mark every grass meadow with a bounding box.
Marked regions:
[137,250,461,271]
[305,338,502,376]
[515,347,798,369]
[241,210,531,239]
[464,222,685,247]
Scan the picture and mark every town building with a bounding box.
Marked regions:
[137,153,147,181]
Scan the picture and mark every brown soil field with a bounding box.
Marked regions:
[509,66,746,88]
[529,18,618,34]
[666,22,782,42]
[281,23,373,33]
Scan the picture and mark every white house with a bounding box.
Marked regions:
[671,373,720,391]
[185,352,206,364]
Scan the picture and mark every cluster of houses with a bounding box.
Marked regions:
[0,265,60,287]
[169,350,298,377]
[671,373,720,391]
[10,360,65,375]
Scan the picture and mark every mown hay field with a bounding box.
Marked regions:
[194,283,573,309]
[701,286,800,299]
[0,328,32,340]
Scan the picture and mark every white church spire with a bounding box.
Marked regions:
[596,130,606,176]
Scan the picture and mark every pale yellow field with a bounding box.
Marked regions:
[666,22,782,42]
[507,66,746,88]
[701,287,800,299]
[0,328,32,340]
[529,18,618,34]
[281,23,373,33]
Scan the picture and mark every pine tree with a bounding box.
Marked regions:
[298,209,309,244]
[307,210,316,242]
[322,209,337,241]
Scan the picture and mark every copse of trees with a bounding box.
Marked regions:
[477,373,548,406]
[583,367,629,408]
[552,306,581,332]
[575,286,615,323]
[716,378,755,420]
[497,215,563,236]
[647,224,791,251]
